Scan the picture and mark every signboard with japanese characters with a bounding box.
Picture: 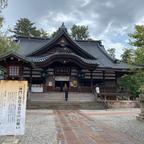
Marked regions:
[0,80,28,135]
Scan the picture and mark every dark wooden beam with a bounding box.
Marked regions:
[103,71,105,92]
[90,70,93,92]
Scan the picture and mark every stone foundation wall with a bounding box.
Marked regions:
[106,101,140,108]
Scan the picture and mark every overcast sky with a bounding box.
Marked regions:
[2,0,144,59]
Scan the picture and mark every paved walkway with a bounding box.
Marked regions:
[0,109,142,144]
[54,110,141,144]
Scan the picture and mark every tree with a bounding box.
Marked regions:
[128,25,144,48]
[118,25,144,98]
[71,25,90,40]
[0,35,18,54]
[118,72,144,98]
[51,30,59,38]
[12,18,41,37]
[0,0,6,27]
[128,25,144,66]
[120,48,133,63]
[0,0,18,71]
[107,48,116,58]
[40,28,49,38]
[0,0,17,55]
[0,0,7,9]
[50,24,91,40]
[12,18,49,38]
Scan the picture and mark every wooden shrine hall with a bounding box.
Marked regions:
[0,24,131,100]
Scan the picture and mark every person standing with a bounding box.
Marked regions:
[95,84,100,100]
[64,83,68,101]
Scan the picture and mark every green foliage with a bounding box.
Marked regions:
[40,28,49,38]
[0,35,18,55]
[118,72,144,97]
[133,47,144,66]
[50,24,91,40]
[118,25,144,97]
[51,30,58,38]
[12,18,41,37]
[120,48,133,63]
[107,48,116,58]
[12,18,49,38]
[0,0,18,71]
[71,25,90,40]
[129,25,144,47]
[0,0,7,9]
[0,0,18,55]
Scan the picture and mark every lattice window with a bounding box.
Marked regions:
[9,66,19,76]
[55,67,70,75]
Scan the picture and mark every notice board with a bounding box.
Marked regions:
[0,80,28,135]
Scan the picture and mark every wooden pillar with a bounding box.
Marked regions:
[30,67,32,92]
[19,64,24,80]
[115,71,117,92]
[28,67,32,102]
[90,70,93,92]
[103,71,105,92]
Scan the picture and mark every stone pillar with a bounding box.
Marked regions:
[137,94,144,122]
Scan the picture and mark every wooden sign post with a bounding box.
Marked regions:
[0,80,28,144]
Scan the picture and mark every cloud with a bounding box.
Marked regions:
[2,0,144,58]
[81,0,91,7]
[54,13,76,23]
[101,1,115,8]
[103,40,126,59]
[136,16,144,25]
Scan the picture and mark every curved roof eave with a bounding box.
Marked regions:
[28,52,99,69]
[27,29,96,59]
[0,51,35,68]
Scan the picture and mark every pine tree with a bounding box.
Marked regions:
[71,25,90,40]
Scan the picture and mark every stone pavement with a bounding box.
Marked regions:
[81,108,144,143]
[0,109,143,144]
[54,110,142,144]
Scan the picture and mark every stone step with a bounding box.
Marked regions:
[30,92,95,102]
[27,101,107,110]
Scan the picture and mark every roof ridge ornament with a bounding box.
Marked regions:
[59,22,68,33]
[61,22,65,29]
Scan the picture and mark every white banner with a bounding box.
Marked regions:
[0,80,28,135]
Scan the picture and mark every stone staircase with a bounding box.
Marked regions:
[30,92,95,102]
[27,92,107,110]
[27,101,107,110]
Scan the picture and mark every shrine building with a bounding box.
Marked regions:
[0,24,131,99]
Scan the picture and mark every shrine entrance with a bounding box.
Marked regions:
[55,76,70,92]
[55,81,69,92]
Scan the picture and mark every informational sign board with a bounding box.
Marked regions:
[0,80,28,136]
[55,76,70,81]
[31,84,43,92]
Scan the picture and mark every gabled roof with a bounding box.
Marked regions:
[0,51,34,67]
[14,24,132,70]
[26,23,96,59]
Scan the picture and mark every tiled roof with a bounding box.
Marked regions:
[9,24,134,70]
[28,52,99,65]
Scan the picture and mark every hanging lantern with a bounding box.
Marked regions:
[41,71,48,78]
[77,72,85,79]
[0,71,4,80]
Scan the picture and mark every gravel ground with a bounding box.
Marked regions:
[0,110,57,144]
[81,108,144,143]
